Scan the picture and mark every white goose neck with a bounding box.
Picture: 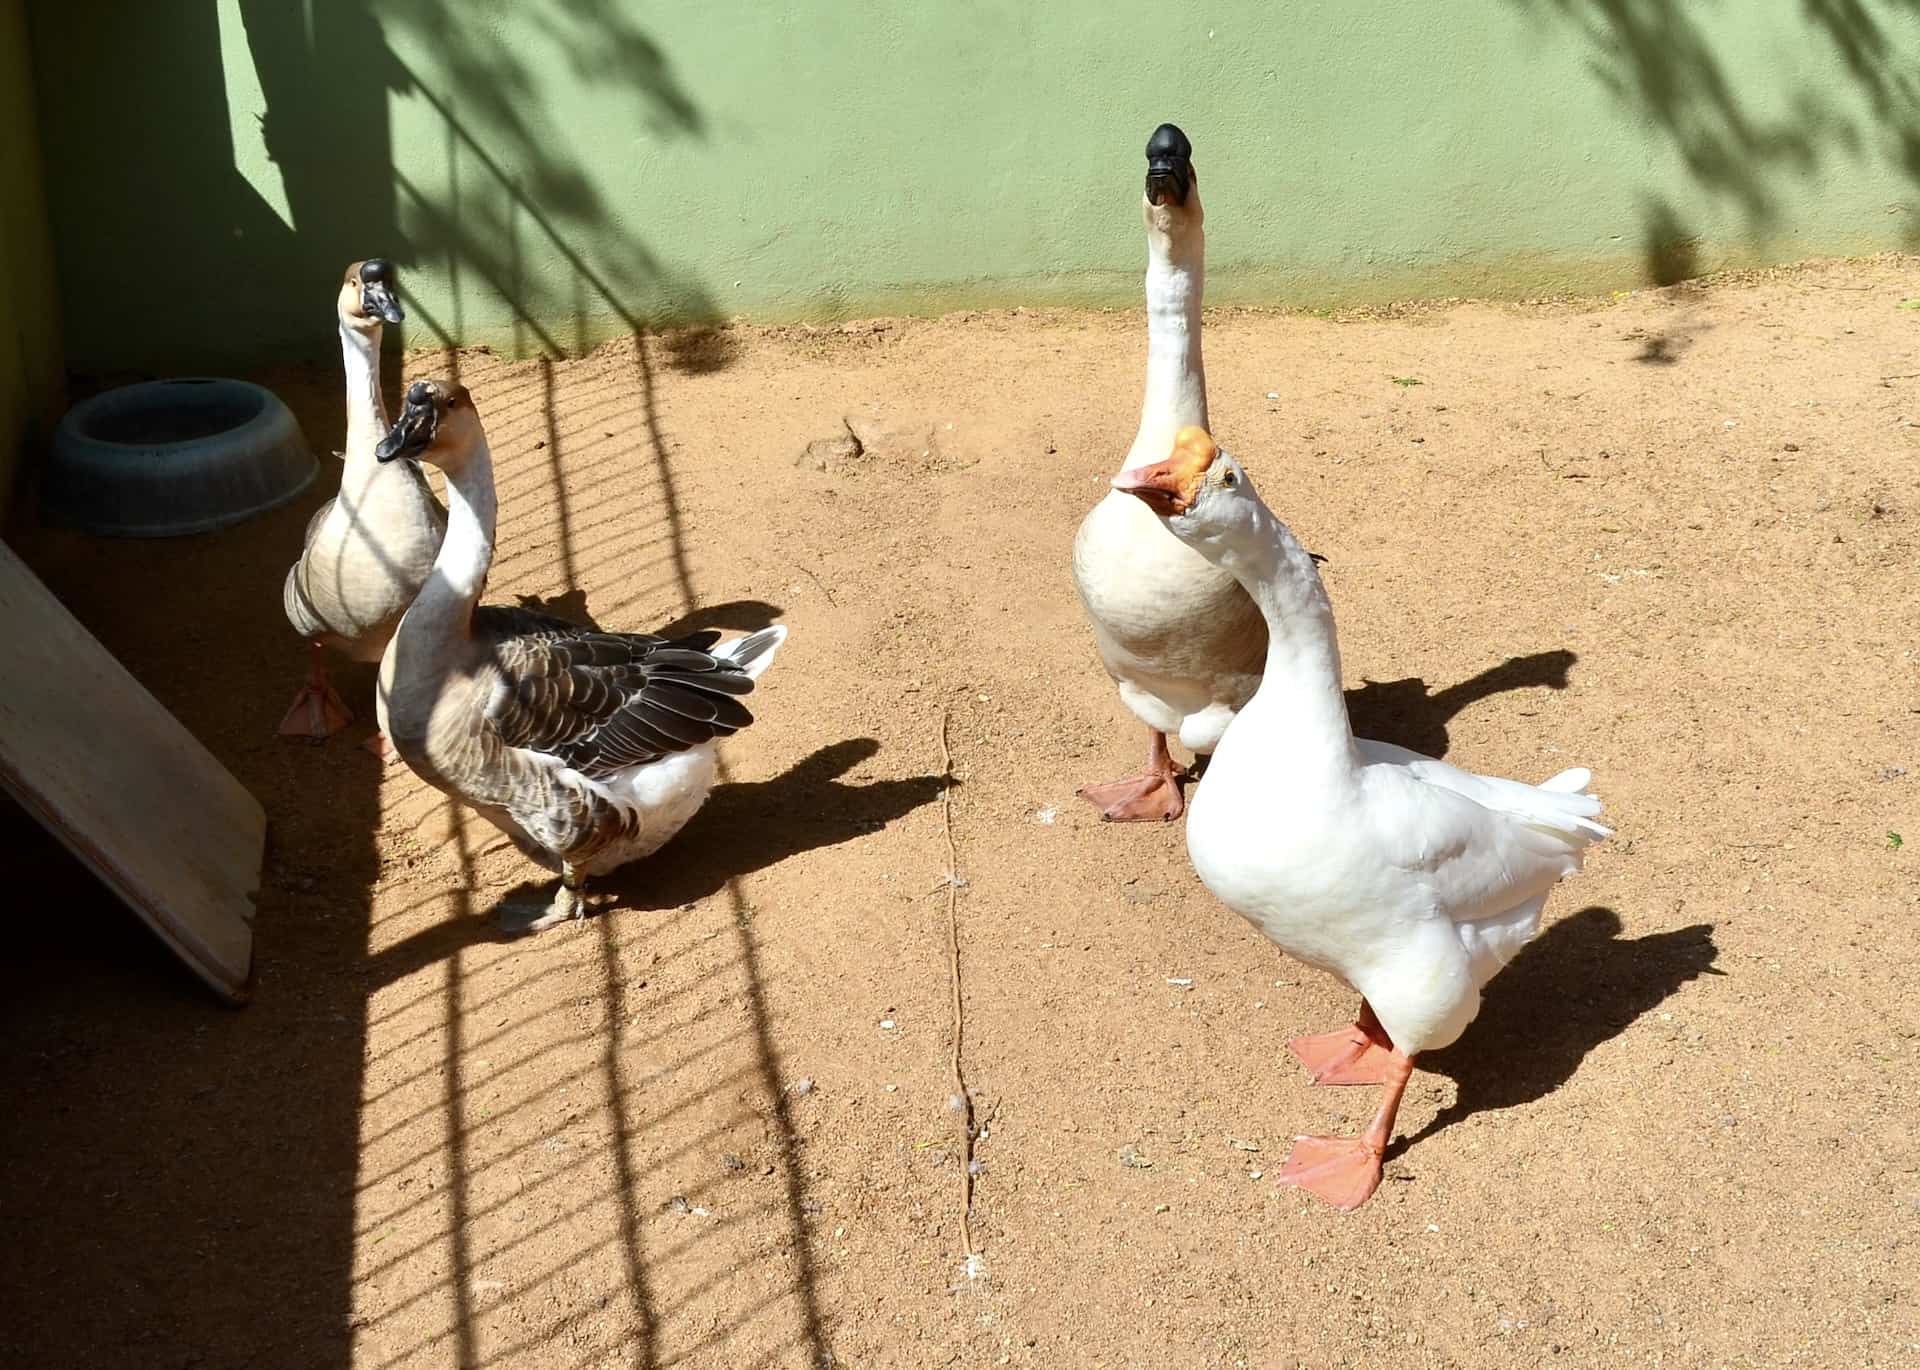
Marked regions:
[1211,503,1358,776]
[338,317,386,474]
[1122,212,1206,474]
[436,442,497,603]
[399,438,495,647]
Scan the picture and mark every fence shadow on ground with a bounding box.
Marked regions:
[6,3,848,1366]
[313,4,844,1360]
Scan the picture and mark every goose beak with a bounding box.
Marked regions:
[1111,462,1186,516]
[360,258,405,325]
[376,381,437,463]
[363,280,404,325]
[1145,163,1190,207]
[1112,426,1217,516]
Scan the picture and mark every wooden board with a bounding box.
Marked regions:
[0,540,260,1003]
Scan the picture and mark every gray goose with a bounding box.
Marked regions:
[373,379,788,932]
[281,258,446,749]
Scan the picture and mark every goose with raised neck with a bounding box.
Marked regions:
[1114,427,1609,1210]
[280,258,446,749]
[373,380,790,934]
[1070,122,1267,822]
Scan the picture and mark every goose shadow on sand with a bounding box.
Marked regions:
[492,596,958,910]
[1388,906,1722,1160]
[372,736,948,971]
[511,590,785,641]
[380,591,947,953]
[573,736,950,915]
[1344,648,1579,761]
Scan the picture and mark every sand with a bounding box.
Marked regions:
[3,256,1917,1369]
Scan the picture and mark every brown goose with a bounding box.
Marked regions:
[373,379,788,932]
[280,258,445,747]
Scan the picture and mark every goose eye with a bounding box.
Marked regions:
[1222,468,1238,488]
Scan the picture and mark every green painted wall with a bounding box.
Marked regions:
[1,0,61,517]
[27,1,1920,368]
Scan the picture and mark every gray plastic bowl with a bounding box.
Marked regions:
[42,378,317,538]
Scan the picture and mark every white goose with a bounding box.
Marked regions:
[1114,428,1609,1210]
[373,380,788,932]
[1071,123,1266,822]
[281,258,446,748]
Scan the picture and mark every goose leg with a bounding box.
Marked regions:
[277,644,354,741]
[1288,1000,1399,1085]
[1077,728,1185,822]
[501,865,588,935]
[1276,1048,1416,1212]
[362,733,404,766]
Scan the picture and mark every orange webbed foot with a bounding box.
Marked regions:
[1288,1023,1398,1086]
[1077,771,1185,822]
[277,678,354,741]
[1276,1135,1386,1212]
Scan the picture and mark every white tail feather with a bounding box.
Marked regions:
[1540,766,1592,792]
[1382,744,1611,846]
[1526,778,1611,843]
[718,624,788,682]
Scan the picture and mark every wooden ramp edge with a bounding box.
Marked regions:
[0,540,261,1004]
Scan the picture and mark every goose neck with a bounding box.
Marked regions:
[339,317,387,471]
[1125,227,1206,472]
[1213,507,1359,778]
[399,439,495,647]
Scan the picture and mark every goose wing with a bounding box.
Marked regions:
[473,611,759,778]
[1356,739,1608,925]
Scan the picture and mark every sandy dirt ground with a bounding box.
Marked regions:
[3,258,1918,1370]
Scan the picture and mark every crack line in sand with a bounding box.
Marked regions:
[937,707,980,1281]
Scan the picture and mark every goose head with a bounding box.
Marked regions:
[1112,426,1256,553]
[1143,123,1202,236]
[376,379,481,471]
[339,258,405,331]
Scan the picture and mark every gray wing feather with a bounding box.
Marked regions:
[474,612,760,778]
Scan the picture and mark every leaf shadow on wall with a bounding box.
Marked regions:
[1504,0,1920,285]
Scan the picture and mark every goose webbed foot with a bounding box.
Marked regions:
[1277,1046,1416,1212]
[499,877,587,935]
[1275,1135,1387,1212]
[277,648,353,742]
[1077,771,1185,822]
[1288,1001,1398,1085]
[1078,728,1186,822]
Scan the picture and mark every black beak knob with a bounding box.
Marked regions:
[1144,123,1193,206]
[1147,123,1192,164]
